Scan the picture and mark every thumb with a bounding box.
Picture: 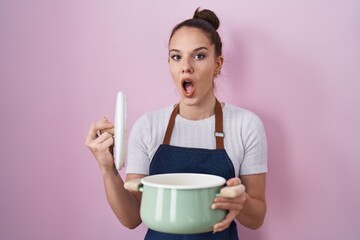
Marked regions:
[227,177,242,186]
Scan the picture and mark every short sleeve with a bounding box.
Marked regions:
[240,112,268,175]
[126,115,151,175]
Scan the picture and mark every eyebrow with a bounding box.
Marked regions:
[169,47,209,54]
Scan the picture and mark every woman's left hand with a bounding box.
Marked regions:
[212,177,247,233]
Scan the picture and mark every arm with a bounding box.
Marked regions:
[85,117,145,229]
[236,173,266,229]
[102,166,145,229]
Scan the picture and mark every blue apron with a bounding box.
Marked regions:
[144,99,239,240]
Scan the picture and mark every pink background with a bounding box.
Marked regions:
[1,1,359,239]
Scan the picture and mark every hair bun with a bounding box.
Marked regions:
[193,7,220,30]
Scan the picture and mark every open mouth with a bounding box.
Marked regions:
[182,79,195,96]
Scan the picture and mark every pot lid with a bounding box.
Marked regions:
[114,91,126,170]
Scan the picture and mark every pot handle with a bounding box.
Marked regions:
[124,178,143,192]
[218,184,246,198]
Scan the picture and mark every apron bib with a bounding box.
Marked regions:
[145,99,239,240]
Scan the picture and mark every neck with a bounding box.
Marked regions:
[178,97,217,120]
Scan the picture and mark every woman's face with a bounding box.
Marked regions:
[168,27,223,107]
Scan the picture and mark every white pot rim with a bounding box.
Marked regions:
[141,173,226,189]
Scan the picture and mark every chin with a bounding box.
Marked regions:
[182,97,199,106]
[180,97,198,106]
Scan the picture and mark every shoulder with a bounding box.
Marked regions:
[223,103,264,126]
[142,105,174,121]
[129,105,174,143]
[133,105,174,129]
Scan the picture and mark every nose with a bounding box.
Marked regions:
[182,59,194,74]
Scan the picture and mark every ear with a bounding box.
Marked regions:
[214,55,224,76]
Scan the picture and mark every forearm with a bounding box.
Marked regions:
[101,164,142,229]
[236,192,266,229]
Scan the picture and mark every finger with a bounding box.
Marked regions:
[226,177,241,186]
[99,135,114,149]
[94,117,114,130]
[85,122,99,146]
[213,194,246,209]
[103,115,115,132]
[213,211,238,233]
[94,131,113,145]
[214,196,240,204]
[212,201,243,212]
[88,134,114,153]
[85,121,113,145]
[100,127,114,135]
[214,212,236,231]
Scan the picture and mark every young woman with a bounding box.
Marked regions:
[86,8,267,240]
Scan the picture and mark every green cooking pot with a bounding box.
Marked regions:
[124,173,245,234]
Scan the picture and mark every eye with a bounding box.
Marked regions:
[194,53,206,60]
[170,54,181,61]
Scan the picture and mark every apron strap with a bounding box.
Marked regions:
[163,99,225,149]
[214,99,225,149]
[163,103,179,146]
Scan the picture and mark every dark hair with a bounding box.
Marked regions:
[169,8,223,57]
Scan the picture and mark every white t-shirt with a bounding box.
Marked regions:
[126,103,267,177]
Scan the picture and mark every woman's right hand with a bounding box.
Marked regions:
[85,116,115,170]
